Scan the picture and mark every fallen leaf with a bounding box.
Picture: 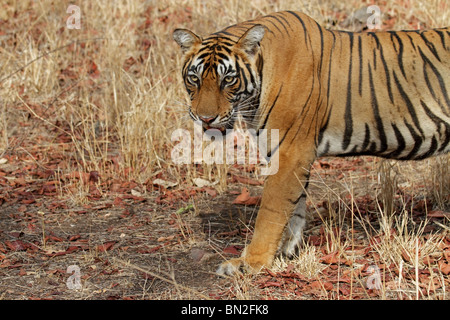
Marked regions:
[438,261,450,275]
[152,178,178,189]
[260,281,282,288]
[233,187,250,202]
[97,241,116,252]
[422,256,435,266]
[45,246,80,257]
[319,251,341,264]
[323,282,334,291]
[88,60,100,78]
[401,249,412,263]
[157,235,175,242]
[5,240,27,251]
[131,189,142,197]
[113,197,124,207]
[137,245,162,254]
[203,187,217,197]
[223,245,241,255]
[191,248,207,263]
[89,171,99,183]
[193,178,218,187]
[427,210,450,218]
[310,281,322,290]
[232,187,261,206]
[339,285,351,296]
[232,175,264,185]
[45,235,64,242]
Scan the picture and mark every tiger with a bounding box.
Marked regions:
[173,11,450,276]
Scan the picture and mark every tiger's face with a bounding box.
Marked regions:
[173,25,265,133]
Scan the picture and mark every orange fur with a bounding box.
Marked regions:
[174,11,450,275]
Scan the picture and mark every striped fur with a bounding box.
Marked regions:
[173,11,450,275]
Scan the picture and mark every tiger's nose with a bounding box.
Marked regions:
[198,115,217,124]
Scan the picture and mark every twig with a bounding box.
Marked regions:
[113,258,211,300]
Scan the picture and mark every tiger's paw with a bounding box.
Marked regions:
[216,258,244,276]
[216,253,270,276]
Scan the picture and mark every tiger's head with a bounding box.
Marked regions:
[173,25,265,133]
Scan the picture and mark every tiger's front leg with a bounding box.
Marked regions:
[217,150,314,275]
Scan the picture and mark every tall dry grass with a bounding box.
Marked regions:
[1,0,448,188]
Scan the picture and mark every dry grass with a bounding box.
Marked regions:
[0,0,448,300]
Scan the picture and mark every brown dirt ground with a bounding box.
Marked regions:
[0,156,448,300]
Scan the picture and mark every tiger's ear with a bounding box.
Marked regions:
[173,29,202,53]
[237,25,265,56]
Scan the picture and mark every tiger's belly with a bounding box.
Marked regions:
[316,120,450,160]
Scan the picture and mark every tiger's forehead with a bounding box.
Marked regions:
[188,37,237,78]
[201,36,236,53]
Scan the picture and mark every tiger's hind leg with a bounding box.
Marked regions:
[280,195,307,258]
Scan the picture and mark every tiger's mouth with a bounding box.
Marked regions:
[202,119,235,136]
[204,125,226,133]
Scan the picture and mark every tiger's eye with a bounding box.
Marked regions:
[224,76,234,83]
[188,75,199,83]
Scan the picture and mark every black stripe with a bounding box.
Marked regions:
[216,52,230,61]
[361,123,371,152]
[260,85,283,130]
[220,46,233,55]
[265,19,283,35]
[234,60,246,92]
[286,11,308,42]
[418,47,450,115]
[384,123,405,158]
[342,33,354,151]
[266,15,290,35]
[326,32,336,103]
[390,32,406,78]
[358,35,363,96]
[420,101,450,152]
[196,52,211,61]
[322,141,330,155]
[401,120,423,160]
[416,136,438,160]
[369,33,394,103]
[205,35,237,43]
[433,30,447,49]
[419,31,442,62]
[273,13,293,30]
[393,72,425,137]
[245,63,256,88]
[268,126,288,158]
[317,107,331,146]
[372,48,377,70]
[315,21,325,77]
[405,33,417,51]
[212,30,238,38]
[289,188,308,205]
[368,65,387,153]
[292,78,316,142]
